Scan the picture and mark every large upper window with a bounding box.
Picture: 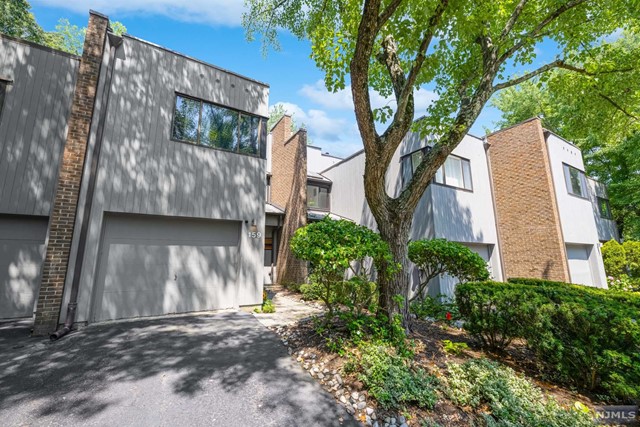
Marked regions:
[563,164,587,198]
[171,94,266,157]
[402,148,472,191]
[308,184,330,210]
[597,197,612,219]
[435,155,473,191]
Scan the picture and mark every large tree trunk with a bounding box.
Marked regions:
[374,208,413,329]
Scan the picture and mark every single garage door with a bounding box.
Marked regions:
[93,214,241,322]
[0,215,48,319]
[566,244,594,286]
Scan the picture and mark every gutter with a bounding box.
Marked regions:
[50,33,123,341]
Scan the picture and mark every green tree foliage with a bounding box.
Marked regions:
[408,239,489,301]
[491,32,640,239]
[45,18,127,56]
[44,19,86,56]
[244,0,640,327]
[290,218,395,315]
[0,0,44,42]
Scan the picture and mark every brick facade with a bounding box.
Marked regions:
[32,12,109,335]
[486,118,570,282]
[270,116,308,285]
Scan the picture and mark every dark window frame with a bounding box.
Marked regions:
[307,181,331,211]
[562,163,589,200]
[401,147,473,192]
[433,153,473,192]
[170,92,267,159]
[597,196,613,220]
[0,79,10,126]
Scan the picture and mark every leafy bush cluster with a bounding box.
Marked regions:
[346,342,438,411]
[408,239,490,301]
[291,218,395,315]
[602,240,640,291]
[445,359,595,427]
[456,279,640,400]
[316,311,411,357]
[410,294,460,322]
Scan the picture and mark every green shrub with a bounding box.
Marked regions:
[602,239,627,277]
[261,298,275,313]
[441,340,469,355]
[408,239,490,301]
[456,280,640,400]
[606,274,638,292]
[455,282,546,350]
[316,311,411,356]
[290,218,395,315]
[410,294,460,321]
[445,359,595,427]
[623,241,640,277]
[351,342,438,411]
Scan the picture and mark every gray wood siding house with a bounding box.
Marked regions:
[1,12,269,330]
[0,36,79,319]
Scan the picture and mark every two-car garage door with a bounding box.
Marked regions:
[93,214,241,322]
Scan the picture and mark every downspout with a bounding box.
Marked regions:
[50,32,123,341]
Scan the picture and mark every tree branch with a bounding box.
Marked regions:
[493,59,635,91]
[377,0,404,31]
[381,0,449,152]
[598,93,640,121]
[493,59,565,90]
[500,0,529,40]
[499,0,589,63]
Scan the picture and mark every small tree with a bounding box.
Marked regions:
[290,218,396,315]
[602,239,627,277]
[408,239,489,302]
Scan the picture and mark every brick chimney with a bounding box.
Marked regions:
[270,116,308,286]
[486,118,570,282]
[33,11,109,336]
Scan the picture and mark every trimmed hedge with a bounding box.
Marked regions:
[456,279,640,401]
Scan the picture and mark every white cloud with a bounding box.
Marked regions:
[272,102,362,158]
[33,0,245,26]
[299,80,438,114]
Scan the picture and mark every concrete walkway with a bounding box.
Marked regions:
[0,312,356,427]
[253,291,323,328]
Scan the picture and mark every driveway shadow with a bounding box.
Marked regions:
[0,312,358,426]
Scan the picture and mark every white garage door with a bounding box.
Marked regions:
[93,214,241,322]
[0,215,48,319]
[566,244,594,286]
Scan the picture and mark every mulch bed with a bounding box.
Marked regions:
[270,306,603,427]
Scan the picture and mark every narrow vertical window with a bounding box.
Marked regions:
[563,164,587,198]
[0,81,8,125]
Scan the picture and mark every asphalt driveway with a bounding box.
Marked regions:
[0,312,358,427]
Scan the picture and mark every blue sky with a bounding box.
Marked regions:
[30,1,550,158]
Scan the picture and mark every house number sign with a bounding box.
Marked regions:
[248,231,262,239]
